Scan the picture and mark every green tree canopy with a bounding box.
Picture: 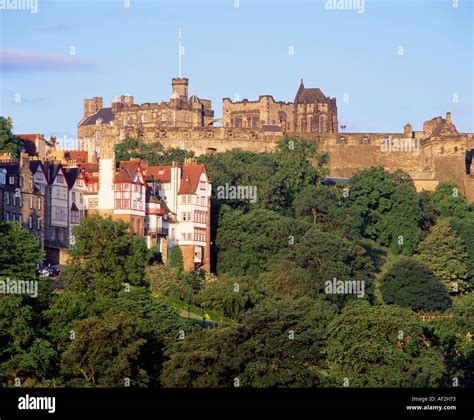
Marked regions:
[381,258,451,312]
[326,301,445,387]
[417,219,469,293]
[0,117,23,158]
[66,216,149,296]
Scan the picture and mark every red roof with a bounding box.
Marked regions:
[143,166,171,182]
[65,150,88,164]
[114,160,145,184]
[178,165,206,195]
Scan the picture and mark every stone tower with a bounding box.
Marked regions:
[172,78,189,99]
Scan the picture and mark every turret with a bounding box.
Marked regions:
[171,78,189,99]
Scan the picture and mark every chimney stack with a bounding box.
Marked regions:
[446,112,452,124]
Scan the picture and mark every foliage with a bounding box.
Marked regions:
[417,219,469,293]
[168,245,184,271]
[381,258,451,312]
[114,137,194,166]
[66,215,149,296]
[0,116,23,158]
[326,301,445,387]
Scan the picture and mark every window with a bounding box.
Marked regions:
[80,194,83,204]
[187,233,192,240]
[18,214,22,224]
[71,211,79,224]
[181,233,186,241]
[12,194,16,206]
[62,212,67,221]
[187,195,192,204]
[55,209,61,220]
[72,192,76,203]
[5,212,9,221]
[56,174,65,184]
[187,212,192,221]
[37,217,41,230]
[30,196,33,209]
[9,176,15,185]
[4,191,9,205]
[124,199,129,209]
[38,197,41,210]
[11,212,16,221]
[0,170,5,185]
[29,216,33,229]
[200,181,206,190]
[141,114,149,123]
[181,196,186,204]
[116,199,121,209]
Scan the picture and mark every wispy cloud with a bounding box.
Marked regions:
[0,49,100,73]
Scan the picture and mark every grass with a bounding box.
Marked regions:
[153,294,235,324]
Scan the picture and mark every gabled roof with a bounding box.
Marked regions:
[114,160,145,184]
[143,166,171,182]
[29,160,47,179]
[294,80,328,103]
[178,164,207,195]
[79,107,114,127]
[44,161,64,185]
[63,166,83,188]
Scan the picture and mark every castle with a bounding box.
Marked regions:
[78,77,474,202]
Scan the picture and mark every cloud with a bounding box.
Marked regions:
[0,49,100,73]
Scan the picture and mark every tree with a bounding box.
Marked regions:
[435,295,474,387]
[61,314,148,387]
[326,301,445,387]
[146,264,180,296]
[168,245,184,271]
[430,181,470,220]
[66,215,149,296]
[0,221,44,282]
[161,301,326,387]
[417,219,469,293]
[114,138,194,166]
[381,258,451,312]
[293,184,362,239]
[450,215,474,286]
[0,116,23,158]
[195,274,264,321]
[347,167,424,255]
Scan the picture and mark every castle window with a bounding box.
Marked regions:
[141,114,149,123]
[162,114,168,122]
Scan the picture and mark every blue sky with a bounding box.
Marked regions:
[0,0,472,145]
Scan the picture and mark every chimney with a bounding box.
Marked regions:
[446,112,452,124]
[19,152,29,169]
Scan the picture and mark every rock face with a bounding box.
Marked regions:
[77,79,474,201]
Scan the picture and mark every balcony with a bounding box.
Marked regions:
[145,227,169,236]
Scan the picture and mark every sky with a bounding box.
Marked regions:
[0,0,472,147]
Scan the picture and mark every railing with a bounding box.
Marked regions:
[145,227,168,236]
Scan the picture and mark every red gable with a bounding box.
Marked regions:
[178,165,206,195]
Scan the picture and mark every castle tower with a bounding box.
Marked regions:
[172,78,189,99]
